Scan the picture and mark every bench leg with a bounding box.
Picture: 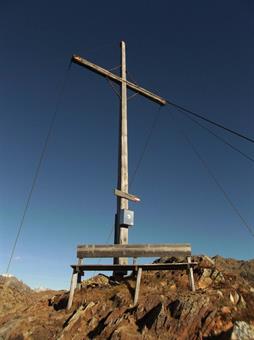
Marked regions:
[67,270,78,310]
[187,256,196,292]
[131,257,137,277]
[134,268,142,306]
[77,259,83,290]
[77,273,82,290]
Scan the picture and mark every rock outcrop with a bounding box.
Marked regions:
[0,255,254,339]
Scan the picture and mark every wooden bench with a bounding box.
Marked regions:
[67,243,197,309]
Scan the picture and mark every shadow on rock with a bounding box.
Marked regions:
[136,302,162,331]
[48,293,68,311]
[87,311,112,338]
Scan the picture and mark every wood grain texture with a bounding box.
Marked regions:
[77,243,191,258]
[71,55,166,105]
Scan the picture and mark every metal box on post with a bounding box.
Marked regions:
[119,209,134,227]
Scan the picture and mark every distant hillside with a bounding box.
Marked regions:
[0,275,35,317]
[0,256,254,339]
[213,256,254,283]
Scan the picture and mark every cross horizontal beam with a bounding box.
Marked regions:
[72,55,166,105]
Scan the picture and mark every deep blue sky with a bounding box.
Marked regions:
[0,1,253,289]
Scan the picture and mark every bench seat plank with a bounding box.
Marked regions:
[77,244,191,258]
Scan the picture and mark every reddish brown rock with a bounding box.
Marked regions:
[0,255,253,339]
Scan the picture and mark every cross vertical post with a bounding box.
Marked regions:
[71,41,166,271]
[114,41,129,266]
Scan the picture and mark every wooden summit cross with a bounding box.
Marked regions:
[67,42,196,309]
[72,41,166,266]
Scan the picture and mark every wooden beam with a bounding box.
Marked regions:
[71,262,197,271]
[77,243,191,258]
[116,41,129,266]
[114,189,140,202]
[72,55,166,105]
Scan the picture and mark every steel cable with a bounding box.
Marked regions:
[169,110,254,239]
[5,61,72,274]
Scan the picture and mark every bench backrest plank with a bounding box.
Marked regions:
[77,244,191,259]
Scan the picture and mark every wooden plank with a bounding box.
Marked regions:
[114,189,140,202]
[77,243,191,249]
[71,262,197,272]
[71,55,166,105]
[77,243,191,258]
[134,268,142,305]
[77,243,191,248]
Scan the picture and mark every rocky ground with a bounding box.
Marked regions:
[0,256,254,339]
